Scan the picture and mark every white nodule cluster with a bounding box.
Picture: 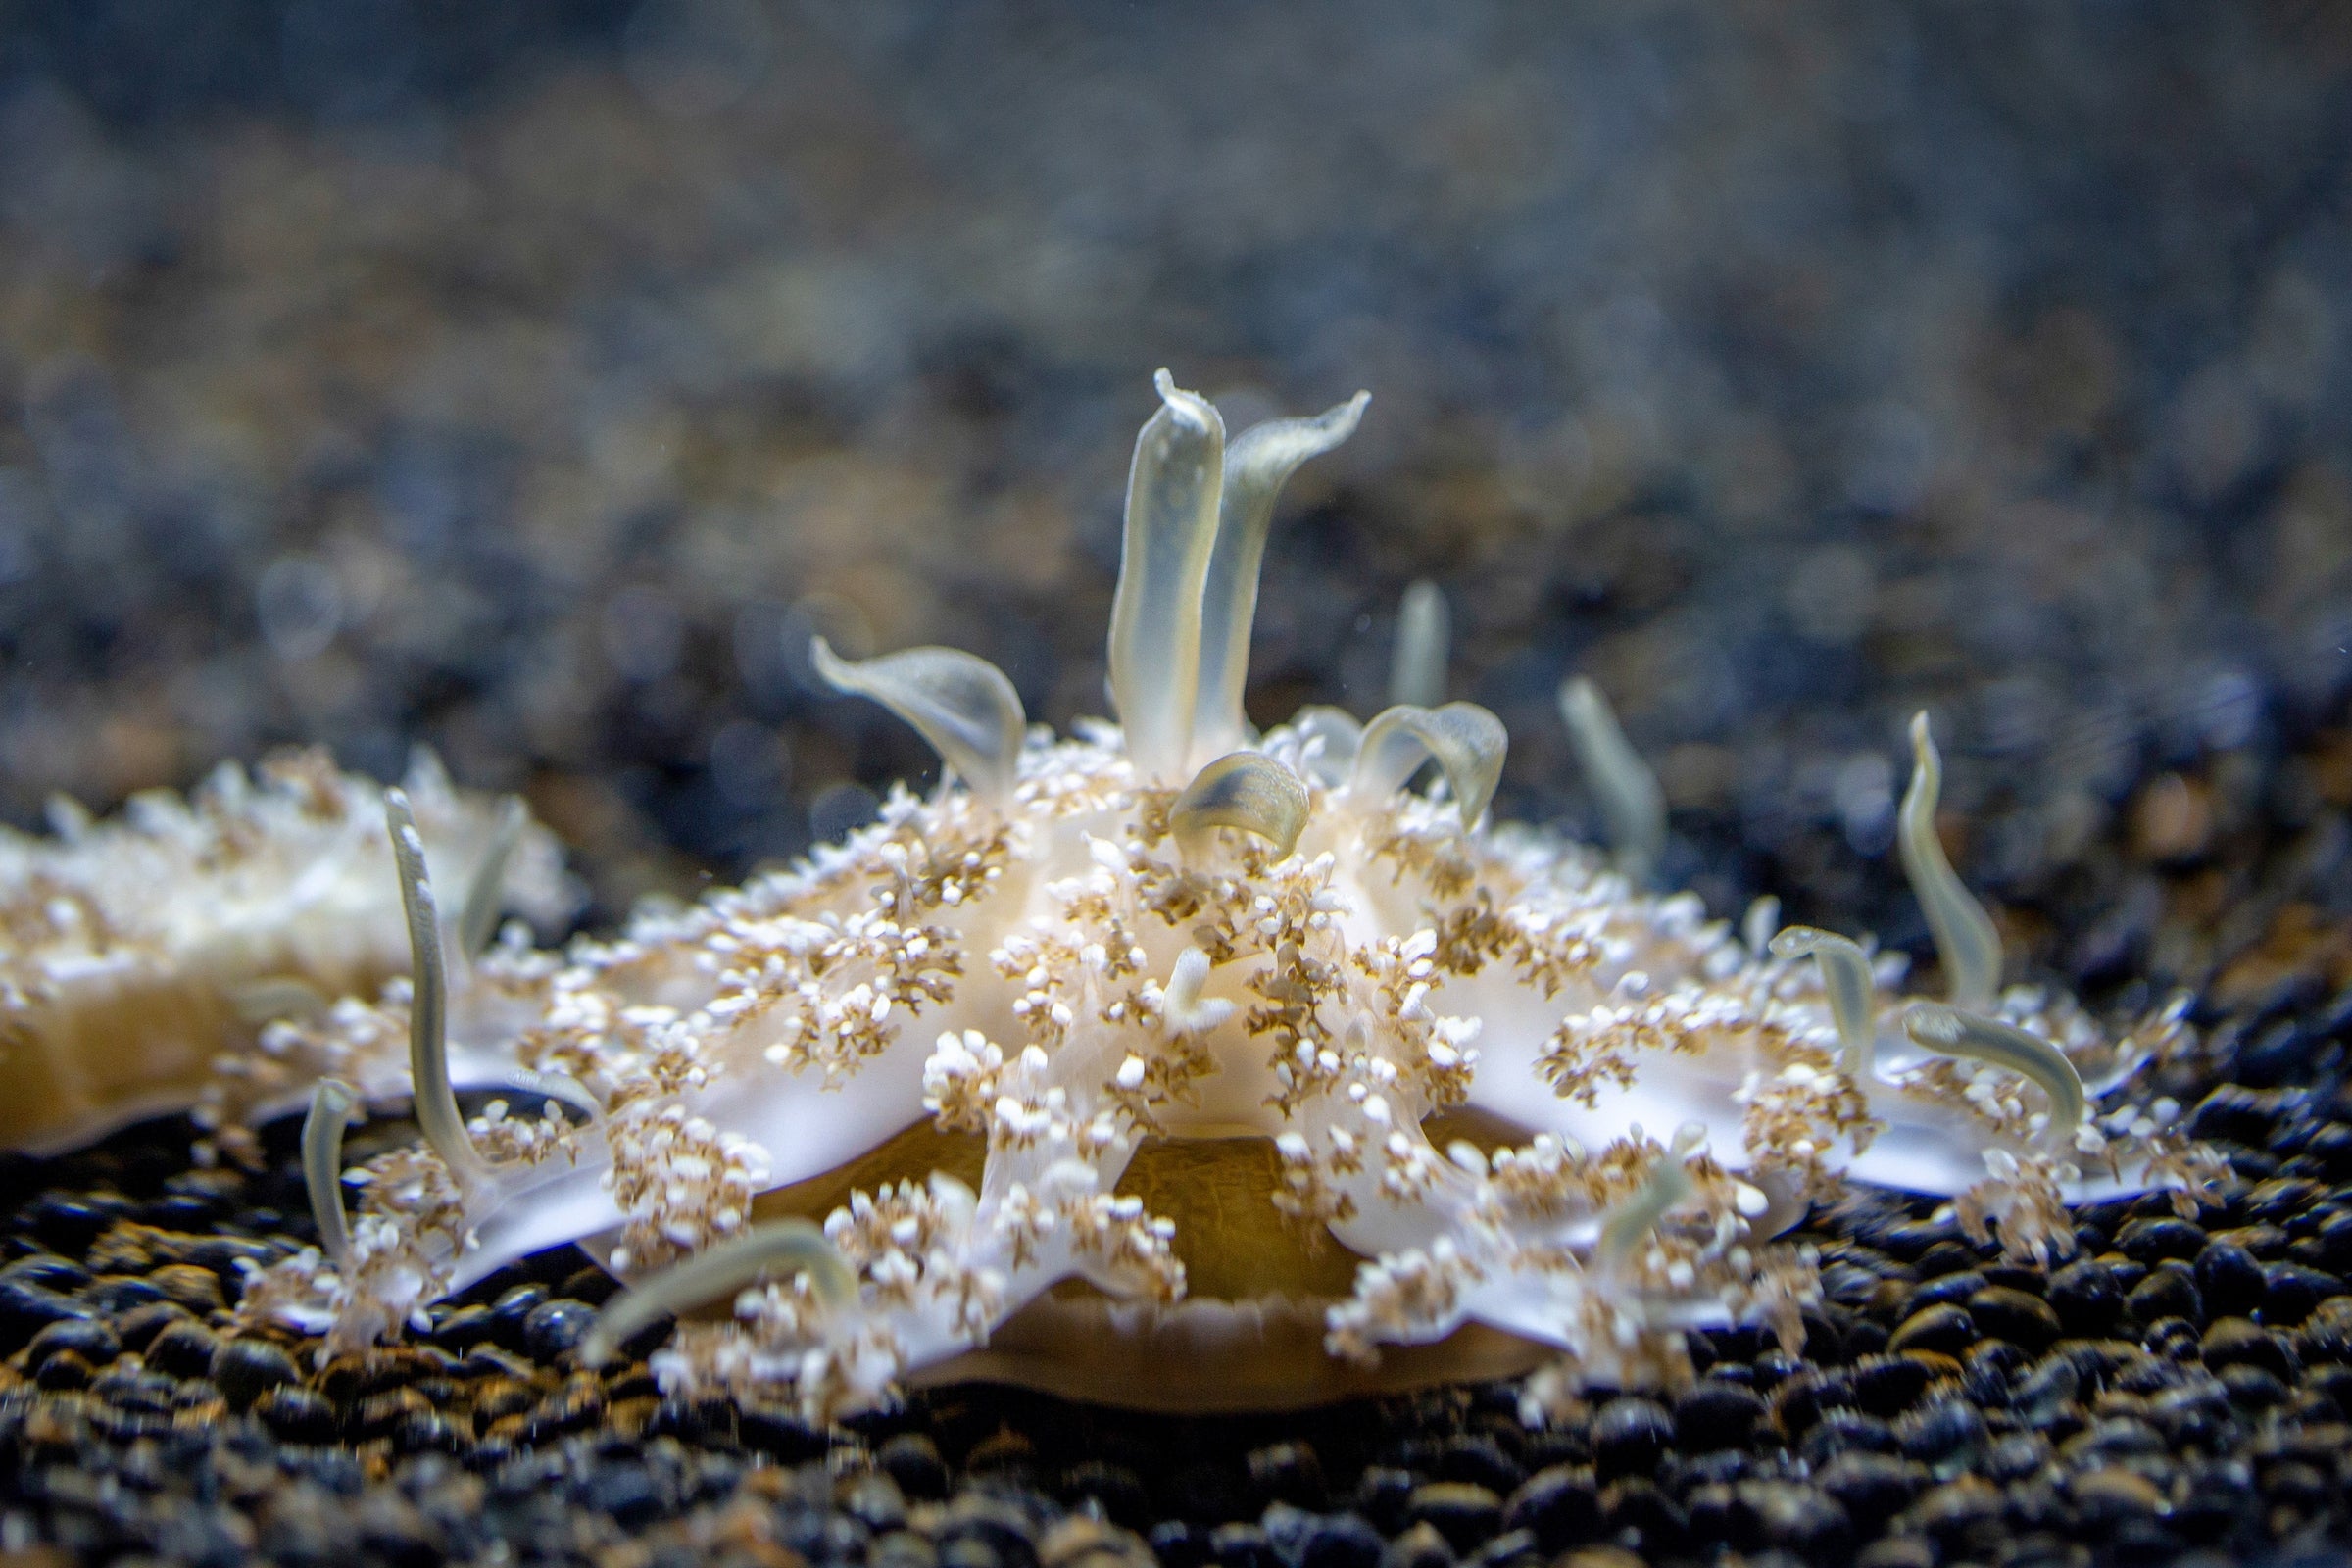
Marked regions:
[13,374,2217,1419]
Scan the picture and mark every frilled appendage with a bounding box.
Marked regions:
[227,372,2214,1420]
[0,748,574,1158]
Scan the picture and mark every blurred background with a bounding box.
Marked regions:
[0,0,2347,1002]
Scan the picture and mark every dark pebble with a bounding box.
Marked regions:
[33,1348,91,1389]
[1746,1480,1852,1559]
[1682,1483,1755,1551]
[1354,1467,1417,1534]
[1897,1399,1987,1467]
[112,1299,192,1352]
[878,1433,950,1500]
[2144,1315,2204,1361]
[2174,1458,2257,1542]
[2220,1362,2291,1409]
[1407,1483,1502,1551]
[1967,1286,2060,1350]
[2301,1360,2352,1417]
[519,1297,596,1362]
[1245,1442,1327,1511]
[580,1460,662,1527]
[1058,1461,1148,1529]
[1298,1514,1384,1568]
[24,1314,119,1372]
[1770,1368,1856,1437]
[78,1276,166,1316]
[1849,1355,1932,1416]
[1589,1396,1673,1480]
[429,1303,496,1352]
[255,1385,341,1444]
[2186,1085,2286,1146]
[2048,1259,2126,1337]
[2298,1123,2352,1179]
[1887,1302,1977,1355]
[842,1471,910,1534]
[144,1318,220,1378]
[2126,1264,2204,1329]
[24,1192,126,1251]
[738,1404,827,1462]
[1379,1523,1453,1568]
[1435,1435,1523,1494]
[2244,1178,2328,1225]
[2262,1261,2341,1325]
[1814,1451,1925,1529]
[2071,1465,2166,1525]
[2116,1216,2208,1263]
[2201,1316,2294,1379]
[1500,1465,1598,1552]
[1908,1271,1986,1312]
[484,1283,548,1352]
[0,1279,92,1354]
[1672,1380,1765,1451]
[0,1253,91,1293]
[1961,1339,2029,1402]
[2195,1239,2268,1318]
[1801,1409,1898,1464]
[1150,1522,1211,1568]
[1597,1478,1686,1555]
[210,1337,302,1408]
[1209,1522,1276,1568]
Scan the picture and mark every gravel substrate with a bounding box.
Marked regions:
[8,1043,2352,1568]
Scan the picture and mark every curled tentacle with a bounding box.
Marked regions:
[1171,752,1311,861]
[1898,713,2001,1011]
[1770,926,1879,1083]
[1558,677,1667,886]
[301,1079,359,1268]
[812,638,1027,804]
[580,1217,858,1369]
[1351,702,1507,830]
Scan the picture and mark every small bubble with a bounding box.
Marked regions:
[256,554,343,662]
[710,720,788,809]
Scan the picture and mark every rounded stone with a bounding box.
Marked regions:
[2047,1260,2125,1337]
[2200,1315,2294,1379]
[1406,1483,1503,1551]
[2115,1216,2207,1263]
[1245,1443,1328,1511]
[1967,1286,2061,1350]
[254,1385,340,1444]
[520,1298,597,1362]
[1435,1434,1524,1494]
[1816,1451,1927,1531]
[24,1315,120,1372]
[1379,1523,1453,1568]
[1589,1397,1674,1480]
[1296,1515,1383,1568]
[2126,1265,2204,1329]
[878,1434,950,1500]
[144,1319,220,1379]
[2194,1239,2267,1319]
[1672,1380,1766,1451]
[1897,1398,1987,1466]
[209,1336,302,1408]
[2071,1466,2165,1523]
[1850,1354,1933,1416]
[1887,1303,1978,1356]
[1501,1465,1600,1552]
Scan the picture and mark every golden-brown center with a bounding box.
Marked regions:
[748,1121,1363,1300]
